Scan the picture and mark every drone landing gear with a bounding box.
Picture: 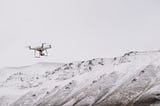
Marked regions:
[45,50,48,56]
[34,50,40,58]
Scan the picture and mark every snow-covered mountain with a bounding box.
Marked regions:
[1,51,160,106]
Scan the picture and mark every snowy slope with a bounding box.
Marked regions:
[1,51,160,106]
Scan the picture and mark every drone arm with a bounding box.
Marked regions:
[28,46,31,50]
[28,46,34,50]
[42,43,47,48]
[29,47,36,50]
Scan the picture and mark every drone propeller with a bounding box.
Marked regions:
[25,46,31,49]
[42,43,47,47]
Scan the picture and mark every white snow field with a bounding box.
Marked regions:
[1,50,160,106]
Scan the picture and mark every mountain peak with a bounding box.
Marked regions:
[1,50,160,106]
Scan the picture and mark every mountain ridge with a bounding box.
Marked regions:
[1,50,160,106]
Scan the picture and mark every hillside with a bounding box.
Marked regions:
[1,51,160,106]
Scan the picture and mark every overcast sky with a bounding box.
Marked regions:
[0,0,160,68]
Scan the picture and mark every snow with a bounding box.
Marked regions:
[1,50,160,106]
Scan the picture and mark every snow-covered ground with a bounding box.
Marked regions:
[1,50,160,106]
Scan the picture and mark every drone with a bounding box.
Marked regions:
[27,43,52,58]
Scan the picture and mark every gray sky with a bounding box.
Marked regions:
[0,0,160,68]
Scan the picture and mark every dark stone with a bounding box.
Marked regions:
[32,94,36,97]
[69,63,73,66]
[132,78,137,82]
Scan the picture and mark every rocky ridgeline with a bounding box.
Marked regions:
[0,58,105,89]
[43,58,105,80]
[1,51,160,106]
